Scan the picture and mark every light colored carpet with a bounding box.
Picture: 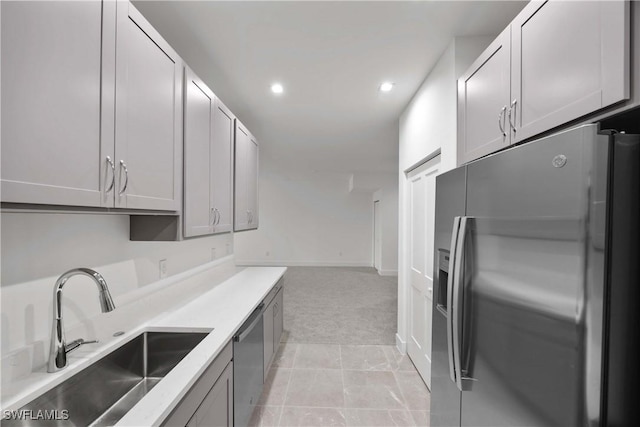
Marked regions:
[282,267,398,345]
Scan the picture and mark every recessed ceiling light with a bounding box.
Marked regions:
[271,83,284,94]
[379,82,394,92]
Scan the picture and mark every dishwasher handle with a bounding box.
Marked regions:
[234,303,265,342]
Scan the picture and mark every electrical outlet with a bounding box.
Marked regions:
[159,259,168,278]
[211,248,217,260]
[265,251,270,257]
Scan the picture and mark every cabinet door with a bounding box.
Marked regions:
[273,288,284,348]
[183,68,213,237]
[211,99,235,234]
[1,0,115,207]
[234,121,250,231]
[263,300,275,380]
[247,135,259,229]
[114,1,181,211]
[457,27,511,165]
[511,0,630,142]
[187,362,234,427]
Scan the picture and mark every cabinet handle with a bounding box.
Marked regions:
[498,106,507,137]
[118,160,129,195]
[247,210,251,224]
[508,99,517,133]
[210,208,215,226]
[105,156,116,194]
[214,208,220,225]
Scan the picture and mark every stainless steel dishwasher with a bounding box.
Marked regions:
[233,303,265,427]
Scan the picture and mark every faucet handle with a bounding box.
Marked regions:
[65,338,99,354]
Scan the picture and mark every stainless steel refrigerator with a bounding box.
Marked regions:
[430,124,640,426]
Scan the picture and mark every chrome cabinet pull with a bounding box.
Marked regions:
[210,208,215,226]
[508,99,517,132]
[247,210,251,224]
[118,160,129,195]
[215,208,220,225]
[498,106,507,137]
[105,156,116,194]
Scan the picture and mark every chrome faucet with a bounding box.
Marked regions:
[48,268,116,373]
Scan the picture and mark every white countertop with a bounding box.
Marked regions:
[1,264,286,426]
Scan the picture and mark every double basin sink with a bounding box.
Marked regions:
[4,331,209,426]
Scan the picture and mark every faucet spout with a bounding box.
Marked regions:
[48,268,116,373]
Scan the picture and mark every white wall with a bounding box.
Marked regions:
[396,36,492,350]
[0,212,233,358]
[372,179,399,276]
[234,153,377,267]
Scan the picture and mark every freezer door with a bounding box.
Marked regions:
[431,167,466,427]
[457,124,608,426]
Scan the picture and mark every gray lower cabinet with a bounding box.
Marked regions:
[0,0,114,208]
[273,289,284,351]
[234,120,259,231]
[263,282,284,379]
[263,300,275,379]
[458,0,630,165]
[163,342,233,427]
[186,362,233,427]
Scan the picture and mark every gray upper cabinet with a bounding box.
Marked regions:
[234,120,259,231]
[511,0,630,143]
[457,27,511,165]
[1,0,116,207]
[211,99,235,234]
[183,67,234,238]
[458,0,630,165]
[184,67,214,237]
[1,0,182,212]
[114,2,181,211]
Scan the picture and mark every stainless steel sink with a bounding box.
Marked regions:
[3,331,208,426]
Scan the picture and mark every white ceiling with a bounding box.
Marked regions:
[134,1,527,175]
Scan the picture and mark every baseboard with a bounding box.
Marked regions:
[395,333,407,354]
[377,269,398,277]
[235,260,372,267]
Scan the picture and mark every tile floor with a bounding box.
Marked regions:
[249,342,431,426]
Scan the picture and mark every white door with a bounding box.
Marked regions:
[406,155,440,389]
[373,200,382,271]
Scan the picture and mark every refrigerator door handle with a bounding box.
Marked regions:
[446,216,462,384]
[453,216,475,391]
